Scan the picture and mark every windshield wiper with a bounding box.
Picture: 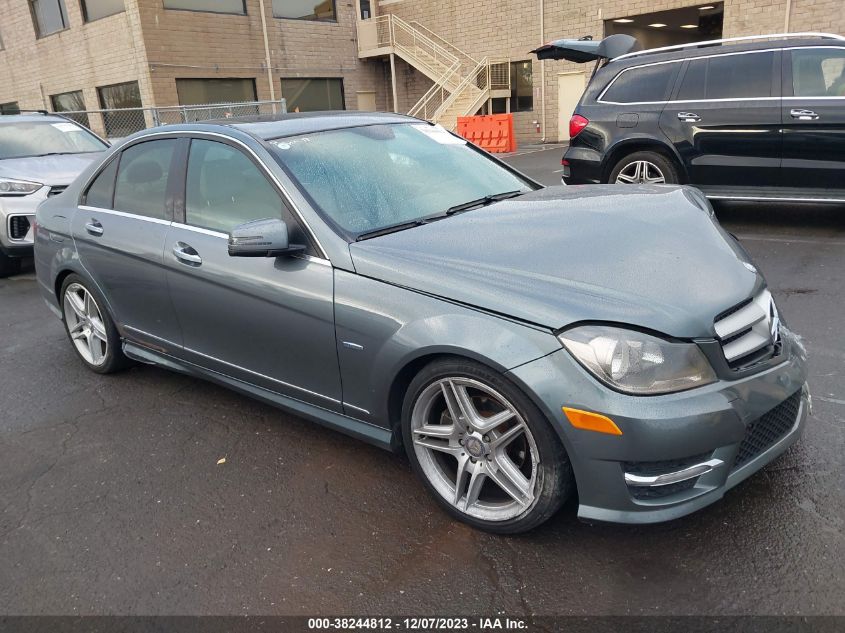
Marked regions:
[355,219,429,241]
[31,152,78,157]
[445,190,525,215]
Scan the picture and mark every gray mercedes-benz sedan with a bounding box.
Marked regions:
[34,112,809,533]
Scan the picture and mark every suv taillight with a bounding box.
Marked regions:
[569,114,589,139]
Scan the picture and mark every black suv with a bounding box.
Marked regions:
[535,33,845,202]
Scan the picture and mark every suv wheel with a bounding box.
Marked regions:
[60,274,131,374]
[0,253,22,278]
[609,150,679,185]
[401,358,573,534]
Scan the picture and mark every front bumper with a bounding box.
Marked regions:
[0,188,47,257]
[507,328,809,524]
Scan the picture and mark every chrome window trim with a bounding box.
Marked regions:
[598,47,782,105]
[78,205,172,226]
[6,213,35,242]
[123,325,341,405]
[168,221,333,266]
[76,129,330,261]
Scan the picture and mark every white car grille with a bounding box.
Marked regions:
[714,289,780,369]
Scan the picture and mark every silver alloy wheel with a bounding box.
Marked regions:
[615,160,666,184]
[411,377,540,522]
[63,283,108,367]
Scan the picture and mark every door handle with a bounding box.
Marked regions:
[85,220,104,236]
[172,242,202,266]
[677,111,701,122]
[790,108,819,120]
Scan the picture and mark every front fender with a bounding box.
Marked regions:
[333,270,560,428]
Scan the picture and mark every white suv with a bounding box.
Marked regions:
[0,112,108,277]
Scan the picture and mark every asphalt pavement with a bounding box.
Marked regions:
[0,147,843,616]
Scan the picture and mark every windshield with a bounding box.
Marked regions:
[268,123,534,239]
[0,121,107,160]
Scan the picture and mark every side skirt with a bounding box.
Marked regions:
[123,341,396,451]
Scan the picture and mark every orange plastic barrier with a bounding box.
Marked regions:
[456,113,517,154]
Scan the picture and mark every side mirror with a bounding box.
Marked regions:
[228,218,306,257]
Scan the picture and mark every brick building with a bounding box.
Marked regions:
[0,0,842,142]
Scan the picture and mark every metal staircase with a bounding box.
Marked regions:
[357,14,510,130]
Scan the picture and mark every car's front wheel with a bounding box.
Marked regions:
[402,358,573,534]
[608,150,679,185]
[60,274,131,374]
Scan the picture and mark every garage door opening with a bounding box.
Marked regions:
[605,3,723,50]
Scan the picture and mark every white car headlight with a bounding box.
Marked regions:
[0,178,43,196]
[558,325,717,395]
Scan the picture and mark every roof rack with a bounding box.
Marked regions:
[612,32,845,62]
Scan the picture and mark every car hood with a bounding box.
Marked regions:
[349,186,761,338]
[0,153,103,186]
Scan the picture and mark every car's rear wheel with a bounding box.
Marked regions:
[402,358,573,534]
[60,274,131,374]
[0,253,22,278]
[609,150,679,185]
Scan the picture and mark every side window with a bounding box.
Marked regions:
[83,157,118,208]
[185,139,285,234]
[113,139,176,219]
[792,48,845,97]
[705,52,775,99]
[676,59,707,101]
[602,63,676,103]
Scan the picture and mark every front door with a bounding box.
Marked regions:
[71,138,183,351]
[659,50,782,188]
[781,46,845,191]
[163,137,342,411]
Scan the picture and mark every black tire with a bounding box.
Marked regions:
[0,252,21,278]
[401,357,574,534]
[59,274,132,374]
[607,150,680,185]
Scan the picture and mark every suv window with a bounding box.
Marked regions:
[84,158,118,208]
[185,139,284,233]
[113,139,176,220]
[676,51,775,101]
[792,48,845,97]
[602,63,676,103]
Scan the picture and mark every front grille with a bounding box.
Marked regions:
[714,289,779,370]
[733,391,801,469]
[626,452,711,500]
[47,185,68,197]
[8,215,30,240]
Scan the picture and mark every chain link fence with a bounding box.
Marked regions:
[60,100,287,140]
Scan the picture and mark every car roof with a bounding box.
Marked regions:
[207,111,420,140]
[0,113,75,124]
[607,37,843,69]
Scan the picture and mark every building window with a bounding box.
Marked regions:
[176,78,257,105]
[273,0,336,21]
[0,102,21,115]
[163,0,245,15]
[359,0,370,19]
[281,78,344,112]
[97,81,143,137]
[510,61,533,112]
[80,0,124,22]
[30,0,69,38]
[51,90,90,127]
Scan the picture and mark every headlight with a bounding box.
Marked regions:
[0,178,43,196]
[558,325,716,395]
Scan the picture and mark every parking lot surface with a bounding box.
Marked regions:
[1,146,843,615]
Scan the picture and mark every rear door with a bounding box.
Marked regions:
[781,46,845,191]
[72,138,182,351]
[659,49,782,187]
[163,136,342,411]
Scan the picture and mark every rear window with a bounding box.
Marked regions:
[601,63,677,103]
[675,51,776,101]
